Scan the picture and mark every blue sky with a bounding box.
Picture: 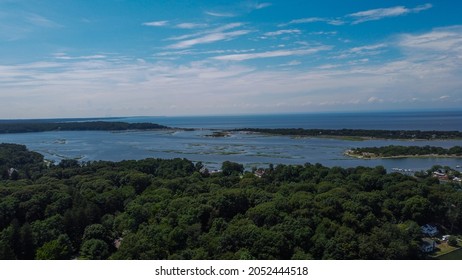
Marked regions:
[0,0,461,118]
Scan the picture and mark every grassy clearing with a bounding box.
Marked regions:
[437,247,462,260]
[434,237,462,259]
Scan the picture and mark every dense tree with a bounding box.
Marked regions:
[348,145,462,158]
[0,121,168,134]
[1,143,461,260]
[80,239,110,260]
[35,234,73,260]
[235,128,462,140]
[448,236,458,247]
[0,227,16,259]
[221,161,244,176]
[82,224,112,244]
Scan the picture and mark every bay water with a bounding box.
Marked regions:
[1,111,462,172]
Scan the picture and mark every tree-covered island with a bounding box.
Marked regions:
[1,143,461,260]
[0,121,169,134]
[232,128,462,140]
[345,145,462,159]
[2,122,462,142]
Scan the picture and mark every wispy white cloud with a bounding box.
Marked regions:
[254,2,272,10]
[154,48,257,60]
[317,64,340,70]
[166,23,250,49]
[26,13,61,28]
[142,21,208,29]
[211,23,245,33]
[205,11,235,17]
[309,31,338,35]
[167,23,245,41]
[0,11,61,41]
[282,17,344,27]
[53,53,107,60]
[326,19,345,26]
[168,30,251,49]
[367,96,383,103]
[286,17,323,24]
[263,29,301,37]
[142,20,169,27]
[284,3,432,27]
[154,50,194,57]
[2,25,462,117]
[398,25,462,52]
[413,3,434,13]
[348,3,433,24]
[212,46,331,61]
[1,47,461,118]
[279,60,301,67]
[332,43,388,60]
[348,43,387,54]
[176,23,208,29]
[205,2,271,18]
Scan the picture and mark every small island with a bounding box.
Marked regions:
[204,131,231,138]
[345,145,462,159]
[0,121,169,134]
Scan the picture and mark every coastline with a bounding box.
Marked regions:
[344,150,462,159]
[231,128,462,141]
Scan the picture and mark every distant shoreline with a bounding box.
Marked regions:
[2,122,462,142]
[0,121,170,134]
[344,145,462,159]
[344,151,462,160]
[232,128,462,141]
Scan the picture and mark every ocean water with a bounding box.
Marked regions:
[1,111,462,171]
[112,110,462,130]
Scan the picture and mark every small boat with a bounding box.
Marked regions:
[456,165,461,168]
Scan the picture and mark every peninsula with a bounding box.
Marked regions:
[0,121,169,134]
[233,128,462,140]
[345,145,462,159]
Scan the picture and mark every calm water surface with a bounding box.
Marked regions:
[1,111,462,171]
[113,111,462,130]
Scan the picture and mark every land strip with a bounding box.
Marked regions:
[0,121,169,134]
[344,145,462,159]
[233,128,462,140]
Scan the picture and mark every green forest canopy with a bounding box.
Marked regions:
[1,121,461,141]
[0,121,168,134]
[1,143,461,260]
[234,128,462,140]
[348,145,462,158]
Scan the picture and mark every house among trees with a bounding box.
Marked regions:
[421,238,436,253]
[254,169,266,178]
[432,171,449,181]
[2,143,462,260]
[7,167,18,180]
[421,224,439,236]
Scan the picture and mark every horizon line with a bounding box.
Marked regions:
[1,108,462,121]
